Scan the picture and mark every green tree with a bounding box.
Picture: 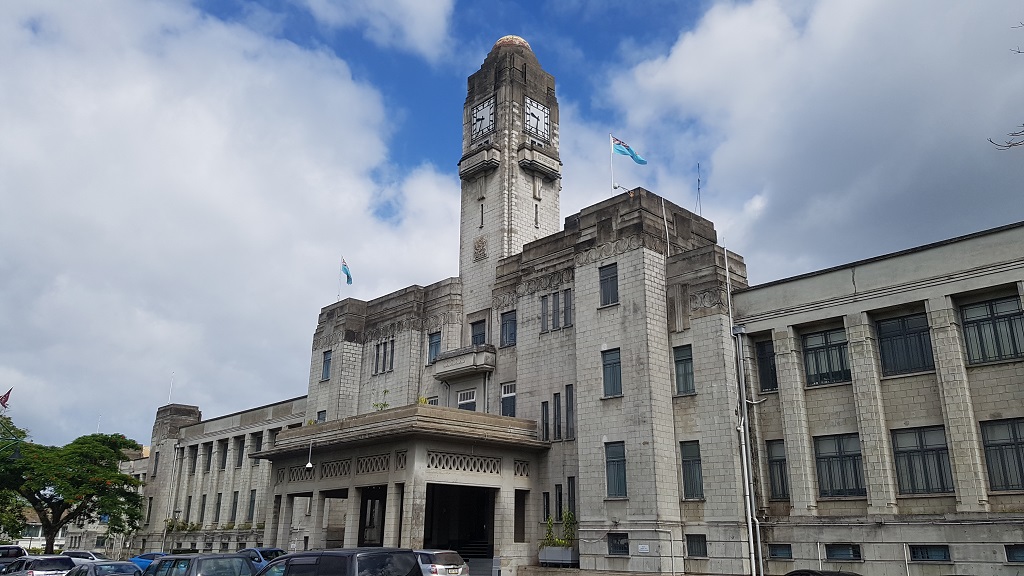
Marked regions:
[0,423,143,553]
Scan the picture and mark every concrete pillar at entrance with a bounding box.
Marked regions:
[277,496,296,551]
[266,495,282,547]
[344,488,361,547]
[383,483,402,547]
[310,491,327,549]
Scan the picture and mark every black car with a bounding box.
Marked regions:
[256,549,420,576]
[142,554,257,576]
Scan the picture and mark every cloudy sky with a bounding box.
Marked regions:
[3,0,1023,447]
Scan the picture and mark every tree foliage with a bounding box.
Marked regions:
[0,419,143,553]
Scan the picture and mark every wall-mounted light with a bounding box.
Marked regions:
[305,441,314,469]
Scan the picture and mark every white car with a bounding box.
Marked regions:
[413,550,468,576]
[61,552,111,566]
[3,555,76,576]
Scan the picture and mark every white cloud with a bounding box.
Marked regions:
[300,0,455,63]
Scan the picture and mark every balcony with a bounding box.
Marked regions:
[432,344,496,380]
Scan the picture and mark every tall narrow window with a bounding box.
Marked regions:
[184,496,192,523]
[877,314,934,375]
[553,393,562,440]
[189,446,198,475]
[146,497,153,524]
[381,341,388,372]
[756,340,779,392]
[673,345,694,395]
[803,328,851,386]
[152,452,160,477]
[428,332,441,363]
[203,443,212,472]
[471,320,486,345]
[602,348,622,396]
[554,484,563,520]
[213,493,222,523]
[374,343,381,374]
[563,289,573,327]
[321,350,332,380]
[199,494,206,524]
[605,441,627,498]
[514,490,527,543]
[981,417,1024,490]
[892,426,953,494]
[767,440,789,500]
[479,203,484,228]
[501,383,516,417]
[542,492,550,521]
[551,291,560,330]
[541,401,550,441]
[235,436,245,467]
[680,441,704,499]
[500,311,517,347]
[599,263,619,306]
[540,296,549,332]
[961,296,1024,363]
[218,439,228,470]
[389,339,395,371]
[567,476,576,514]
[534,204,539,227]
[815,433,866,496]
[457,390,477,411]
[230,491,239,522]
[565,384,575,439]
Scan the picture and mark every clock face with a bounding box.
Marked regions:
[471,97,495,139]
[524,96,550,140]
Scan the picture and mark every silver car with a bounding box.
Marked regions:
[413,551,467,576]
[3,556,76,576]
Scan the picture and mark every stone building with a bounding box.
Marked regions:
[136,35,1024,576]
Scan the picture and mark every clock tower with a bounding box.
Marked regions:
[457,35,561,318]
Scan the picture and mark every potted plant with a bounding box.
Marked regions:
[538,510,578,567]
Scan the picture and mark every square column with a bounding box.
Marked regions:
[309,491,327,549]
[927,298,989,513]
[276,495,295,550]
[265,495,282,547]
[344,489,362,547]
[845,313,899,515]
[383,483,403,547]
[775,327,818,516]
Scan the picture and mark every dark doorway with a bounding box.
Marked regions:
[423,484,495,560]
[358,485,387,546]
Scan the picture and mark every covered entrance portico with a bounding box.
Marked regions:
[253,404,547,567]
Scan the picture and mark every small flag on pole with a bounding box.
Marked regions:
[611,136,648,165]
[341,258,353,285]
[0,388,11,409]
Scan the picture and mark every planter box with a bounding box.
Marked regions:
[538,546,578,567]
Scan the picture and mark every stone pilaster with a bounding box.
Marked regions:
[845,313,899,515]
[927,297,989,513]
[775,327,818,516]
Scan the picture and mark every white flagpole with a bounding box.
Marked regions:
[609,133,616,196]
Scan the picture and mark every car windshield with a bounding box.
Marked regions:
[260,551,286,561]
[32,558,77,571]
[425,554,463,567]
[195,558,253,576]
[96,564,140,575]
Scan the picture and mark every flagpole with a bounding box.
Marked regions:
[338,255,344,301]
[609,133,615,196]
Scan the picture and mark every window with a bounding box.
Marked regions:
[204,443,213,472]
[514,491,527,543]
[563,289,573,327]
[189,446,198,475]
[892,426,954,494]
[767,544,792,559]
[756,340,778,392]
[316,410,327,424]
[471,320,486,345]
[908,545,950,561]
[685,534,708,558]
[213,493,222,523]
[218,439,228,470]
[199,494,206,523]
[551,291,560,330]
[803,328,851,385]
[501,383,516,417]
[146,497,153,524]
[428,332,441,363]
[962,296,1024,363]
[680,441,704,499]
[500,311,517,347]
[554,484,563,520]
[541,296,549,332]
[767,440,789,500]
[877,314,934,375]
[567,476,576,514]
[674,345,694,395]
[824,544,861,561]
[815,434,865,496]
[373,340,394,374]
[230,491,239,522]
[605,441,627,498]
[457,389,476,411]
[565,384,575,439]
[251,433,263,456]
[608,532,629,556]
[599,263,619,306]
[541,401,549,441]
[426,396,439,406]
[981,417,1024,490]
[152,451,159,477]
[321,350,332,380]
[1006,544,1024,563]
[553,393,562,440]
[542,492,550,521]
[247,489,257,522]
[603,348,622,396]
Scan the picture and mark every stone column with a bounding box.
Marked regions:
[277,495,295,550]
[927,297,989,513]
[775,327,818,516]
[309,491,327,549]
[265,495,282,547]
[344,488,362,547]
[383,482,402,546]
[845,313,899,515]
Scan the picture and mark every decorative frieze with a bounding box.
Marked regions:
[313,311,462,349]
[514,459,530,477]
[395,450,407,470]
[427,450,501,474]
[356,453,391,474]
[288,465,315,482]
[321,459,351,479]
[492,268,574,310]
[573,233,666,267]
[690,286,726,311]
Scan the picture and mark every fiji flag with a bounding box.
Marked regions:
[612,136,648,165]
[341,258,353,285]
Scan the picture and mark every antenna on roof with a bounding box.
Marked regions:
[695,163,702,216]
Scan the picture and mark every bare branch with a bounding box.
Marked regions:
[989,124,1024,150]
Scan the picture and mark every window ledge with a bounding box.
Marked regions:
[598,302,621,310]
[908,561,952,565]
[895,492,955,499]
[758,388,779,395]
[499,343,517,348]
[604,497,629,502]
[817,495,867,500]
[673,392,697,398]
[601,394,624,401]
[824,560,864,564]
[804,380,852,390]
[879,369,935,380]
[319,378,329,383]
[681,497,705,502]
[966,356,1024,369]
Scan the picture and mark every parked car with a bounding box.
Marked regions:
[784,571,863,576]
[62,552,112,565]
[2,555,76,576]
[66,562,141,576]
[255,548,420,576]
[142,554,257,576]
[413,550,468,576]
[127,555,166,571]
[0,548,27,570]
[237,549,286,570]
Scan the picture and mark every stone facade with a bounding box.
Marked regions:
[133,35,1024,576]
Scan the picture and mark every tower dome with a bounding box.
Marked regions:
[493,35,531,50]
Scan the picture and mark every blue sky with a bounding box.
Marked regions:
[2,0,1024,447]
